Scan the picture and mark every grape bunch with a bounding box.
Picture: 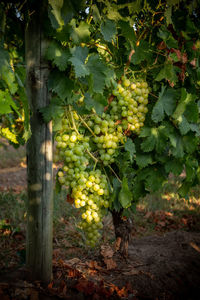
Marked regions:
[86,114,125,165]
[111,77,149,134]
[55,113,110,246]
[55,74,149,247]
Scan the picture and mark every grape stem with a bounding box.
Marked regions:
[69,105,79,135]
[149,92,158,99]
[78,115,96,137]
[103,167,113,192]
[124,49,135,72]
[86,149,98,163]
[108,165,122,183]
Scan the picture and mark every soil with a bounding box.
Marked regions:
[0,142,200,299]
[0,230,200,300]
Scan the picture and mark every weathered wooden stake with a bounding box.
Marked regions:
[25,1,53,283]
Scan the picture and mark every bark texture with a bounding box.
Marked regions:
[25,1,53,283]
[112,210,133,257]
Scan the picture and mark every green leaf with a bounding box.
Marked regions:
[171,135,184,158]
[119,177,132,208]
[48,0,64,28]
[132,40,152,65]
[157,26,178,48]
[140,127,158,152]
[155,63,177,84]
[69,19,90,44]
[40,98,64,123]
[69,46,89,78]
[144,168,166,192]
[162,88,177,116]
[177,115,191,135]
[183,135,198,153]
[189,124,200,137]
[0,90,18,115]
[48,70,74,100]
[91,4,101,23]
[46,41,71,71]
[100,19,117,42]
[151,97,164,123]
[135,154,153,168]
[178,180,191,197]
[151,86,177,123]
[86,54,108,93]
[84,93,106,115]
[185,158,198,182]
[0,48,18,94]
[119,20,136,47]
[124,138,136,161]
[111,178,122,211]
[165,6,172,25]
[172,88,193,120]
[165,159,183,176]
[184,100,199,123]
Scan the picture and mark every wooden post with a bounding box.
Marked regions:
[25,1,53,283]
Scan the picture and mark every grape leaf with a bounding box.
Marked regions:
[119,177,132,208]
[177,115,191,135]
[86,54,108,93]
[184,100,199,123]
[165,6,172,25]
[111,178,122,211]
[157,27,178,48]
[135,154,153,168]
[152,86,176,123]
[84,93,106,115]
[91,4,101,23]
[48,0,64,28]
[132,40,152,65]
[165,159,183,176]
[100,19,117,42]
[172,88,193,120]
[46,41,71,71]
[140,127,158,152]
[144,168,166,192]
[48,70,74,100]
[69,46,89,78]
[155,63,178,84]
[124,138,136,161]
[119,20,136,47]
[189,123,200,136]
[151,98,164,123]
[171,135,184,158]
[185,158,198,182]
[0,48,18,94]
[183,135,198,153]
[40,97,64,123]
[69,19,90,44]
[0,90,18,115]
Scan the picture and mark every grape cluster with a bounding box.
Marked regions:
[55,75,149,247]
[55,113,110,247]
[111,77,149,134]
[87,114,125,165]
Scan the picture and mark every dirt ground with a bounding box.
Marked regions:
[0,142,200,299]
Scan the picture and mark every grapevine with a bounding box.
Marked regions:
[55,74,149,247]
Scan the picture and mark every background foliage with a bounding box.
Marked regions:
[0,0,200,216]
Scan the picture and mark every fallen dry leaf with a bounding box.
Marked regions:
[114,237,121,252]
[122,268,140,276]
[190,242,200,253]
[64,257,81,267]
[101,245,114,258]
[104,258,117,270]
[86,260,103,270]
